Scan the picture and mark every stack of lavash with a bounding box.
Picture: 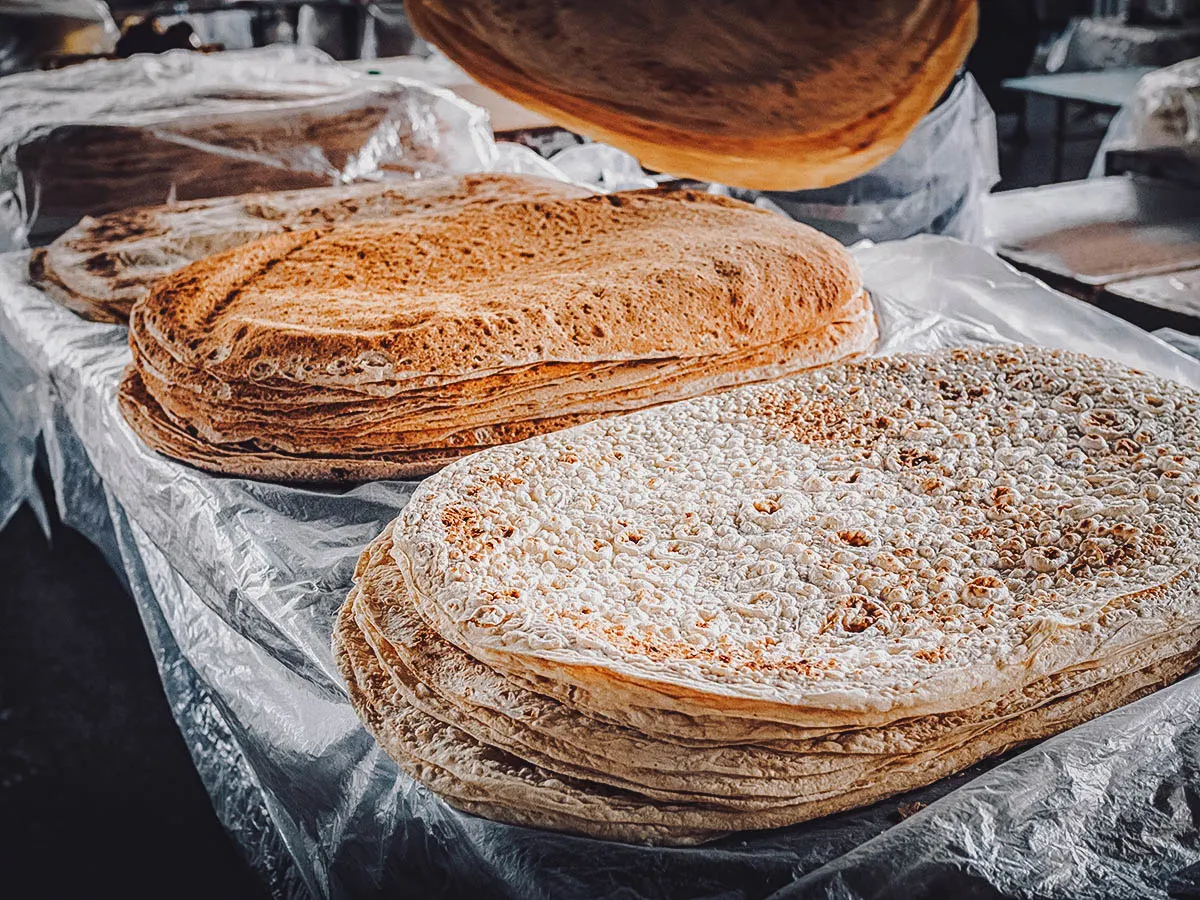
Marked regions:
[31,175,589,324]
[2,47,484,244]
[117,174,876,482]
[336,345,1200,844]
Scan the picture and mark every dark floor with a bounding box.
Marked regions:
[0,502,268,899]
[0,90,1104,899]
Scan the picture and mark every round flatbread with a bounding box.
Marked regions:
[406,0,978,189]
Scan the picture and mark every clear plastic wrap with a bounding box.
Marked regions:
[1092,56,1200,177]
[0,46,497,250]
[0,324,44,532]
[4,226,1200,898]
[748,75,1000,245]
[0,0,114,20]
[1155,326,1200,360]
[545,142,658,192]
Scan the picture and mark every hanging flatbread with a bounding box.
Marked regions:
[405,0,978,189]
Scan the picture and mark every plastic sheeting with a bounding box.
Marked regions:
[0,323,44,532]
[1155,327,1200,361]
[1092,56,1200,177]
[0,0,113,19]
[732,74,1000,245]
[0,46,496,250]
[546,142,658,192]
[5,231,1200,898]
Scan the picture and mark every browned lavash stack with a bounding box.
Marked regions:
[335,345,1200,844]
[18,102,419,231]
[404,0,978,189]
[30,175,590,324]
[119,176,877,482]
[3,48,482,243]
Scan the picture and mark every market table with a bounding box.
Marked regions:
[4,234,1200,899]
[984,175,1200,332]
[1002,67,1155,181]
[1106,146,1200,190]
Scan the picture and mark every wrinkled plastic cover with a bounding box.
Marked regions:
[1155,326,1200,361]
[1092,56,1200,178]
[4,227,1200,898]
[0,0,117,43]
[742,74,1000,245]
[0,311,44,532]
[0,46,496,250]
[545,142,658,192]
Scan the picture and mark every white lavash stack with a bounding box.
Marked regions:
[336,344,1200,844]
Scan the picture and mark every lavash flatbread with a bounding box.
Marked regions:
[336,573,1200,845]
[335,343,1200,843]
[133,190,864,389]
[122,186,876,482]
[351,527,1200,795]
[393,345,1200,727]
[31,174,591,323]
[405,0,977,189]
[129,294,875,452]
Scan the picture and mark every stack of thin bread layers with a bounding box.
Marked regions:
[31,175,581,324]
[336,345,1200,844]
[118,174,877,482]
[2,48,479,243]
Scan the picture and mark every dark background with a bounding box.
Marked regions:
[0,494,267,899]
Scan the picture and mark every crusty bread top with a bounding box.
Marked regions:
[394,345,1200,725]
[135,189,862,387]
[405,0,977,188]
[36,174,590,317]
[408,0,972,139]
